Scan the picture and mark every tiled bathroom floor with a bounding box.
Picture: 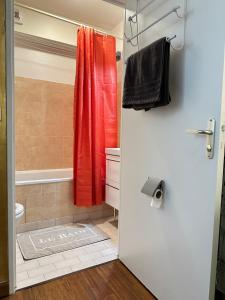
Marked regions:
[16,217,118,290]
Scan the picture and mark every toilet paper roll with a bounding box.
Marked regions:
[150,188,163,208]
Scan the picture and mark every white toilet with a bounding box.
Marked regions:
[15,203,24,224]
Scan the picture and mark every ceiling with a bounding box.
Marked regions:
[16,0,125,31]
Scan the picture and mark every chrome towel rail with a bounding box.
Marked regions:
[128,0,157,22]
[126,5,181,43]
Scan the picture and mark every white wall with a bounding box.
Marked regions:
[15,5,124,50]
[119,0,225,299]
[14,5,123,83]
[15,6,76,46]
[14,5,76,83]
[15,47,75,84]
[111,19,124,53]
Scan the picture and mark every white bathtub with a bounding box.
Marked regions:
[15,168,73,185]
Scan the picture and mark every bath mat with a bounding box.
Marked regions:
[17,223,109,260]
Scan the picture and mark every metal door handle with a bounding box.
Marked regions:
[186,129,213,135]
[186,118,215,159]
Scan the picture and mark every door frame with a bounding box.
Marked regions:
[208,50,225,299]
[6,0,16,294]
[0,0,9,295]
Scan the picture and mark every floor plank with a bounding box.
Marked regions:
[3,260,155,300]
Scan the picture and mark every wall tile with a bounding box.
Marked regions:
[42,183,57,194]
[15,64,121,169]
[55,216,73,225]
[39,136,64,169]
[16,219,55,233]
[23,185,43,209]
[63,136,73,166]
[15,77,74,170]
[16,182,113,230]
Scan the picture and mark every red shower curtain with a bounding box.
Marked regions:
[73,27,117,207]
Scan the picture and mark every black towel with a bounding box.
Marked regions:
[123,37,171,111]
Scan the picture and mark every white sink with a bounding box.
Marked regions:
[105,148,120,156]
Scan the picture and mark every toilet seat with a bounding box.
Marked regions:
[15,203,24,219]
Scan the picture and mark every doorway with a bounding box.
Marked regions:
[10,0,124,291]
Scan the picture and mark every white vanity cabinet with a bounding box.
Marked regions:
[105,148,120,211]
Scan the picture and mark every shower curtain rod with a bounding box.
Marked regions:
[15,2,123,41]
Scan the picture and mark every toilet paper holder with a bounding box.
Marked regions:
[141,177,164,208]
[141,177,164,197]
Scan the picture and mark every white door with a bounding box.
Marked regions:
[119,0,225,299]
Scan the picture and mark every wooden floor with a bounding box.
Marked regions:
[3,260,155,300]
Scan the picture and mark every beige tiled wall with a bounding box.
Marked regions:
[16,182,113,233]
[15,71,122,170]
[15,77,74,170]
